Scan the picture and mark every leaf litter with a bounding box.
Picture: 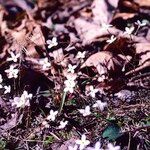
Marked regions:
[0,0,150,149]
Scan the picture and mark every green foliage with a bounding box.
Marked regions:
[102,123,122,141]
[44,136,55,145]
[0,139,6,150]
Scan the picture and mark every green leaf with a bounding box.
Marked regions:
[102,123,122,141]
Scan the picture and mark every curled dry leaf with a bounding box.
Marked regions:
[81,51,123,77]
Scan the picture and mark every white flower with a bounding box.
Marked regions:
[106,35,117,44]
[101,23,112,30]
[93,100,107,111]
[67,64,77,73]
[7,51,20,62]
[46,110,58,121]
[86,141,102,150]
[68,145,78,150]
[64,75,76,93]
[4,85,11,94]
[76,134,90,150]
[106,143,120,150]
[78,106,91,117]
[42,120,49,128]
[89,86,99,98]
[0,74,3,83]
[12,91,32,108]
[39,58,51,70]
[5,65,19,79]
[136,20,146,27]
[76,51,86,59]
[46,37,58,49]
[124,26,134,35]
[58,120,68,129]
[115,90,134,101]
[0,74,3,88]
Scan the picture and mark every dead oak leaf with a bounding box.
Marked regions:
[81,51,122,76]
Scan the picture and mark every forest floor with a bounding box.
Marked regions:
[0,0,150,150]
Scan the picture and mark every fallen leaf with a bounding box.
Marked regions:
[81,51,122,76]
[134,0,150,7]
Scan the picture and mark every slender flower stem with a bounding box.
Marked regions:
[59,91,67,113]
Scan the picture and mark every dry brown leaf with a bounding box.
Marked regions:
[28,25,45,46]
[81,51,122,76]
[134,0,150,7]
[113,12,136,20]
[92,0,112,25]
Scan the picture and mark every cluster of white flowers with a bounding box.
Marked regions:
[64,74,76,93]
[0,74,11,94]
[69,134,120,150]
[5,51,20,79]
[12,91,33,108]
[41,109,68,129]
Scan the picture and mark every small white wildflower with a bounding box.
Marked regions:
[67,64,77,73]
[78,106,91,117]
[124,26,134,35]
[136,20,146,27]
[0,74,3,88]
[7,51,20,62]
[39,58,51,70]
[106,35,117,44]
[89,86,99,98]
[68,145,78,150]
[86,141,102,150]
[64,75,76,93]
[42,120,49,128]
[46,37,58,49]
[0,74,3,83]
[12,91,32,108]
[4,85,11,94]
[76,134,90,150]
[5,65,19,79]
[47,110,58,121]
[58,120,68,129]
[101,23,112,30]
[93,100,107,111]
[76,51,86,59]
[106,143,120,150]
